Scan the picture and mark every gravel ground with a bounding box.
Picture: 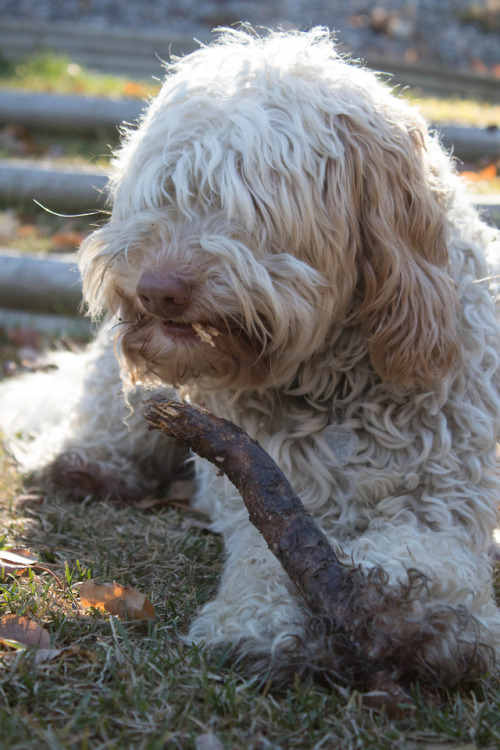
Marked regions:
[3,0,500,72]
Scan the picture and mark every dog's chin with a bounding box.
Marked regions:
[117,315,271,391]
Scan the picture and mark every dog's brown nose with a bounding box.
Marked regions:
[136,270,192,318]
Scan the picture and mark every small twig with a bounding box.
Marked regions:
[33,565,65,590]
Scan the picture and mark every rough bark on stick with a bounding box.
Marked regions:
[143,397,405,696]
[144,397,352,615]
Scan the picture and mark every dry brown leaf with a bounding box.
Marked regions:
[134,496,171,510]
[52,231,87,248]
[80,580,155,620]
[134,496,192,511]
[16,224,38,238]
[0,615,50,649]
[14,492,45,508]
[0,548,39,579]
[123,80,151,98]
[167,478,196,502]
[460,163,497,183]
[33,645,93,665]
[0,548,63,588]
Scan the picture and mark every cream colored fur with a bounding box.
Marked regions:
[2,27,500,686]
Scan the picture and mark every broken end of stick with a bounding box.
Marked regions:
[143,395,213,420]
[143,396,219,445]
[143,395,178,418]
[143,396,189,438]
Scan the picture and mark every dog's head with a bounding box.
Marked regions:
[79,27,459,396]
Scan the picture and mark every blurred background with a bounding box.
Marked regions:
[2,0,500,74]
[0,0,499,361]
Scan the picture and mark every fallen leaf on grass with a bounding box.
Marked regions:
[0,547,63,588]
[123,80,154,98]
[0,615,50,649]
[134,479,197,511]
[80,580,155,620]
[168,479,196,501]
[135,496,172,510]
[33,645,93,665]
[0,548,39,578]
[16,224,39,238]
[180,517,214,532]
[14,492,45,508]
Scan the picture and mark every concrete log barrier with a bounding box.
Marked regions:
[0,248,82,316]
[0,308,92,339]
[474,194,500,228]
[2,20,500,100]
[0,158,108,211]
[0,90,144,133]
[0,160,499,222]
[435,124,500,162]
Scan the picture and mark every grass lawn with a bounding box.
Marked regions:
[1,445,500,749]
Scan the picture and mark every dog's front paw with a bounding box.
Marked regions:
[41,451,151,503]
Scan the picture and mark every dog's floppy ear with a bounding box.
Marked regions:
[341,115,460,390]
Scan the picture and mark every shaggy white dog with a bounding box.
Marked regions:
[2,27,500,687]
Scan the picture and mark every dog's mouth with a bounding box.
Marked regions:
[160,319,198,339]
[117,303,273,388]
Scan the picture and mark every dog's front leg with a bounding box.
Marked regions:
[188,521,309,654]
[188,464,500,684]
[187,468,311,664]
[0,326,187,502]
[336,523,500,684]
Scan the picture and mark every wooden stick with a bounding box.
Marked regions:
[144,397,408,697]
[144,397,353,617]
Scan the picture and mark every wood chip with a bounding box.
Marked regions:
[191,323,220,347]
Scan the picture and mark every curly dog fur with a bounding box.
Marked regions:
[2,27,500,687]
